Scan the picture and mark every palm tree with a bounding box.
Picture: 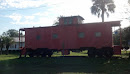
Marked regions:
[91,0,116,22]
[2,37,14,55]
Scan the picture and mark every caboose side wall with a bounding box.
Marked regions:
[25,27,52,49]
[77,23,112,49]
[24,23,113,50]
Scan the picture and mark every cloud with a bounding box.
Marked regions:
[6,13,35,24]
[6,13,22,22]
[24,16,34,20]
[33,12,50,17]
[11,17,54,27]
[0,0,64,9]
[6,12,55,26]
[0,0,47,9]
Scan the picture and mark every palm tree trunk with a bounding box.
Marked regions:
[102,10,104,22]
[101,0,105,22]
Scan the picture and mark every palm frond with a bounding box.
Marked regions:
[106,12,109,17]
[91,0,116,22]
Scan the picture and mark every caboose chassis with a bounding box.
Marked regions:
[19,47,117,58]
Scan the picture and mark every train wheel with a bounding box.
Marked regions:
[29,54,34,57]
[48,54,52,57]
[47,49,53,57]
[36,54,40,57]
[104,50,113,58]
[88,54,95,57]
[104,48,113,58]
[96,49,104,58]
[88,49,95,57]
[41,54,46,57]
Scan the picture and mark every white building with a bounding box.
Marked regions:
[3,37,25,50]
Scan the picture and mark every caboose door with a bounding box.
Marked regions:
[60,26,77,50]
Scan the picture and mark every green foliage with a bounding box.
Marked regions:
[113,26,130,47]
[0,37,4,54]
[53,21,59,26]
[1,29,23,55]
[122,26,130,46]
[2,36,14,55]
[91,0,116,22]
[2,29,19,37]
[113,33,120,45]
[53,16,63,26]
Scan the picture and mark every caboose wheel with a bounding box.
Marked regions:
[104,50,113,58]
[88,49,96,57]
[104,47,113,58]
[88,53,95,57]
[29,54,34,57]
[41,54,46,57]
[48,54,52,57]
[96,49,104,58]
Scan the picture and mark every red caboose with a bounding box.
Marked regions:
[19,16,122,57]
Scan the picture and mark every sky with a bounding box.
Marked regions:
[0,0,130,35]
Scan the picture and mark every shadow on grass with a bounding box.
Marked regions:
[0,56,130,74]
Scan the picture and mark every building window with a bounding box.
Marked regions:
[52,34,58,39]
[95,32,101,37]
[10,44,14,48]
[78,32,85,38]
[36,35,41,40]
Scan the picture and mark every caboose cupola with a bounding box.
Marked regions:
[59,16,84,25]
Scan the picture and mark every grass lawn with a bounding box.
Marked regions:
[0,51,130,74]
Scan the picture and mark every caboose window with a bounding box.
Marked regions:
[64,18,68,24]
[69,18,72,24]
[95,32,101,37]
[52,34,58,39]
[36,35,41,40]
[78,32,85,38]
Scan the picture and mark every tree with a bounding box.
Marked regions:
[2,36,14,55]
[91,0,116,22]
[53,21,59,26]
[53,16,63,26]
[0,37,4,55]
[113,26,130,47]
[2,29,19,37]
[122,26,130,47]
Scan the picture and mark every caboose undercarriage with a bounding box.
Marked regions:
[19,46,120,58]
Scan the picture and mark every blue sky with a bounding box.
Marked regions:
[0,0,130,35]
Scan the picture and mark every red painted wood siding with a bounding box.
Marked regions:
[24,22,113,50]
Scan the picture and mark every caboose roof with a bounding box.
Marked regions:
[20,21,121,31]
[60,15,85,20]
